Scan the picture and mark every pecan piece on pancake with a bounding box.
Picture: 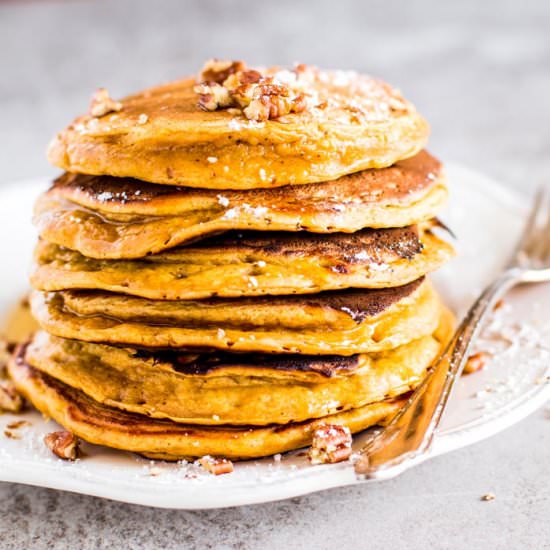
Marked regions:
[0,379,24,413]
[463,351,490,375]
[44,431,80,460]
[199,455,234,475]
[194,59,309,121]
[198,59,247,85]
[194,82,234,111]
[89,88,122,118]
[308,424,352,464]
[226,71,307,122]
[242,90,307,122]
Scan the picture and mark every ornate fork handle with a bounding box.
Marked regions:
[354,267,523,479]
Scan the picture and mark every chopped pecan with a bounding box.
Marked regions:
[194,83,233,111]
[463,351,490,375]
[258,93,304,119]
[199,455,234,475]
[7,420,30,430]
[194,60,310,121]
[242,98,270,121]
[223,69,262,94]
[236,80,306,121]
[89,88,122,117]
[0,379,24,413]
[308,424,352,464]
[198,59,247,85]
[4,429,20,440]
[243,91,306,122]
[44,431,80,460]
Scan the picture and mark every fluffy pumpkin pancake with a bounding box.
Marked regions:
[47,64,429,190]
[30,278,440,355]
[34,150,447,259]
[31,223,453,299]
[24,305,452,425]
[9,352,404,460]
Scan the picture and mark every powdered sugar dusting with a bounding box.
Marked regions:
[464,300,550,415]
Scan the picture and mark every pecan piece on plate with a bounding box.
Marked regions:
[199,455,234,475]
[308,424,352,464]
[44,431,80,460]
[0,379,24,413]
[463,351,491,375]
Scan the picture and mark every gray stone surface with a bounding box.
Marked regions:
[0,0,549,548]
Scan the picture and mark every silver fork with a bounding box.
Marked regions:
[354,185,550,479]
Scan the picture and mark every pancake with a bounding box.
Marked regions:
[47,64,429,190]
[34,150,447,259]
[23,304,452,425]
[31,223,454,299]
[9,352,404,460]
[29,278,441,355]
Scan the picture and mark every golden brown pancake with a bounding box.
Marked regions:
[8,352,404,460]
[24,305,451,425]
[34,150,447,259]
[29,278,441,355]
[47,69,429,190]
[31,223,453,299]
[9,306,453,459]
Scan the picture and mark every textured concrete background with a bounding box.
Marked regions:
[1,0,549,548]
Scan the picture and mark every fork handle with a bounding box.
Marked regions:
[354,267,523,478]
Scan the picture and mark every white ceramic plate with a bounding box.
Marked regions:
[1,164,550,510]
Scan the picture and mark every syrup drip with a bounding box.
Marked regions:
[0,295,38,345]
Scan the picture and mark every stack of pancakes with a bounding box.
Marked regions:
[9,62,454,461]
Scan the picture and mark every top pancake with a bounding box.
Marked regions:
[47,64,429,189]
